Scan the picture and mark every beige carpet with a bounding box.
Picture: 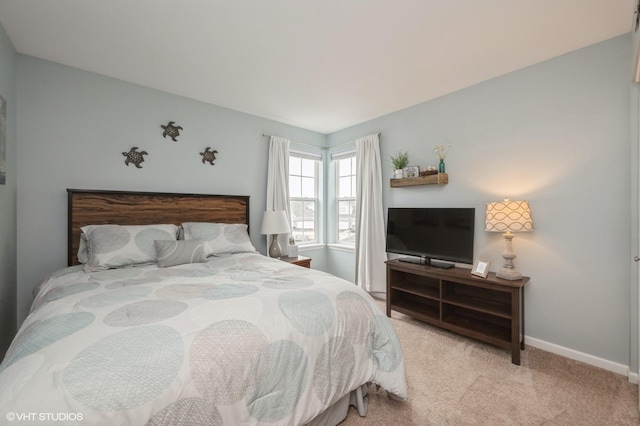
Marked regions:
[341,300,639,425]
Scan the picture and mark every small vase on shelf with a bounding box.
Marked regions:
[439,159,445,173]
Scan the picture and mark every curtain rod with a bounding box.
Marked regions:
[262,134,327,150]
[262,133,381,151]
[332,133,382,149]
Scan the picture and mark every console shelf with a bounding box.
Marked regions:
[386,259,529,364]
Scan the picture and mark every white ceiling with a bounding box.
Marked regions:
[0,0,635,134]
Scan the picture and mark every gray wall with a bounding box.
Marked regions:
[0,21,17,356]
[327,35,635,369]
[15,56,326,325]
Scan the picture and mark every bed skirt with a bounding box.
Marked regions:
[306,383,370,426]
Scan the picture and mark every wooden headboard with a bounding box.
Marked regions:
[67,189,250,266]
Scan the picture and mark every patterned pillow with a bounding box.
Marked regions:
[81,224,179,272]
[155,239,207,268]
[181,222,257,256]
[77,233,89,264]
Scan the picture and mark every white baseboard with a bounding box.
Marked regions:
[526,336,637,384]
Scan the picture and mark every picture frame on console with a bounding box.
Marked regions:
[471,258,491,278]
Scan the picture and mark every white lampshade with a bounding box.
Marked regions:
[485,199,533,233]
[261,210,290,235]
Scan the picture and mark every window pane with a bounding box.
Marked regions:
[290,200,303,224]
[338,176,351,198]
[290,200,304,242]
[351,176,356,197]
[338,157,352,176]
[289,156,301,175]
[290,200,304,221]
[290,200,316,243]
[301,177,315,197]
[289,176,301,198]
[337,200,356,243]
[304,200,316,243]
[301,158,316,177]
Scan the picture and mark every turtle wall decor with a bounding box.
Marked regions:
[123,147,148,168]
[200,147,218,165]
[161,121,183,141]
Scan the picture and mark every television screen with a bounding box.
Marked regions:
[386,207,475,266]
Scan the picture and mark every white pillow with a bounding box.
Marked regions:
[81,224,179,272]
[181,222,257,256]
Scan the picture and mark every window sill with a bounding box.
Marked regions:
[327,243,355,253]
[298,243,325,252]
[294,243,355,253]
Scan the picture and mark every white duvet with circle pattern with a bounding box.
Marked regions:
[0,253,406,426]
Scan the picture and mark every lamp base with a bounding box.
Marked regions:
[268,234,282,258]
[496,268,523,281]
[497,231,523,280]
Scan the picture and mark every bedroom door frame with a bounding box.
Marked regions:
[636,60,640,413]
[636,39,640,411]
[632,11,640,410]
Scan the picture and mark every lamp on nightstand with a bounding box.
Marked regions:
[261,210,290,258]
[485,199,534,280]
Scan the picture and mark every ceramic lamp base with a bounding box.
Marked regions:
[269,235,282,258]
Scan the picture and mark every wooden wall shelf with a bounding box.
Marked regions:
[390,173,448,187]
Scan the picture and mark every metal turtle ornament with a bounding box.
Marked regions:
[200,147,218,165]
[123,147,148,168]
[161,121,183,141]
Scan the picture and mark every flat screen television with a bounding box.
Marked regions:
[386,207,475,268]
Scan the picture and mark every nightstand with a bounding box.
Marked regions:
[279,255,311,268]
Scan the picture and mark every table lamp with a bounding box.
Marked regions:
[261,210,290,258]
[485,199,533,280]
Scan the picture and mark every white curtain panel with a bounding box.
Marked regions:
[355,134,386,293]
[266,136,291,256]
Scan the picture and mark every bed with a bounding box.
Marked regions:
[0,189,407,425]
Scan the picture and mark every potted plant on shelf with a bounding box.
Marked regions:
[390,151,409,179]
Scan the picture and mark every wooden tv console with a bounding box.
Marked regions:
[386,259,529,364]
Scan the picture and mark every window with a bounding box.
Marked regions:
[289,151,320,244]
[335,151,356,245]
